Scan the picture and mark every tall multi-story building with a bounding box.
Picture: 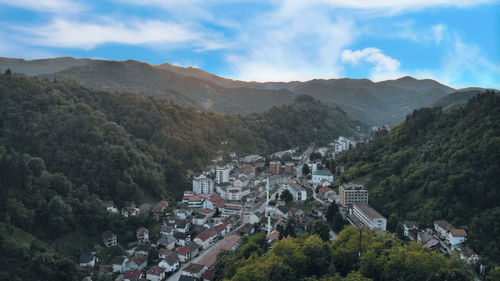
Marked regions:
[339,183,368,207]
[284,162,294,175]
[269,161,281,175]
[192,175,214,194]
[352,202,386,231]
[216,166,231,184]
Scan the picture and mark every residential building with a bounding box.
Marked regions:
[181,263,206,279]
[241,155,263,166]
[196,234,241,268]
[123,270,144,281]
[193,175,215,194]
[158,249,173,259]
[434,220,455,238]
[127,255,147,270]
[146,266,166,281]
[339,183,368,208]
[136,227,149,243]
[194,230,217,249]
[352,202,387,231]
[312,170,334,185]
[287,183,307,202]
[221,204,243,217]
[160,225,173,237]
[103,201,118,213]
[102,231,117,247]
[269,161,281,175]
[447,229,467,248]
[111,256,128,273]
[460,248,479,265]
[403,221,418,237]
[157,235,176,250]
[216,166,231,184]
[159,254,180,272]
[176,246,191,262]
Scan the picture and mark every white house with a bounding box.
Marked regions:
[447,229,467,248]
[146,266,166,281]
[103,201,118,213]
[312,170,334,186]
[111,256,128,273]
[434,220,455,238]
[159,254,180,272]
[221,204,243,217]
[194,230,217,249]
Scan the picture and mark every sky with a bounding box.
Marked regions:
[0,0,499,88]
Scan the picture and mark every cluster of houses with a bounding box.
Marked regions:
[402,220,478,264]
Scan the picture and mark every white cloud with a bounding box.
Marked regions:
[0,0,84,13]
[319,0,497,13]
[431,24,445,44]
[226,2,357,81]
[14,18,225,50]
[341,48,400,73]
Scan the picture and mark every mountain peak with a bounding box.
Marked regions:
[294,94,316,103]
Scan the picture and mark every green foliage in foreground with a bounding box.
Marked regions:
[337,92,500,263]
[215,227,473,281]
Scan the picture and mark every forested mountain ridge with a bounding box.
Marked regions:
[0,57,456,126]
[0,73,364,279]
[337,92,500,263]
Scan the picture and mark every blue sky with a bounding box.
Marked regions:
[0,0,499,88]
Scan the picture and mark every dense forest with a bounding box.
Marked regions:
[337,92,500,264]
[214,227,474,281]
[0,73,363,279]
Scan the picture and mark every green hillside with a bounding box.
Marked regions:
[215,227,473,281]
[0,73,365,280]
[337,92,500,263]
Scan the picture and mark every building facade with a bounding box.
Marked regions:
[352,202,387,231]
[192,175,214,194]
[269,161,281,175]
[216,166,231,184]
[339,183,368,207]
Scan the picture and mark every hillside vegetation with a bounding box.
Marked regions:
[0,57,455,125]
[337,92,500,263]
[0,73,364,279]
[214,227,473,281]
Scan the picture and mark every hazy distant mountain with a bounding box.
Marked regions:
[0,57,457,125]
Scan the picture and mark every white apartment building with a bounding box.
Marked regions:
[339,183,368,207]
[192,175,214,194]
[352,202,387,231]
[216,166,231,184]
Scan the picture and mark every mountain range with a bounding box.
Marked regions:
[0,57,466,126]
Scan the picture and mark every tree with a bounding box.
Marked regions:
[302,164,310,176]
[4,68,11,75]
[309,220,330,241]
[281,190,293,204]
[325,203,338,222]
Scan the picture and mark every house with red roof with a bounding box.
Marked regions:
[124,270,144,281]
[176,245,191,262]
[194,229,217,249]
[146,265,165,281]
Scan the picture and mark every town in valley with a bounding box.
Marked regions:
[80,135,478,281]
